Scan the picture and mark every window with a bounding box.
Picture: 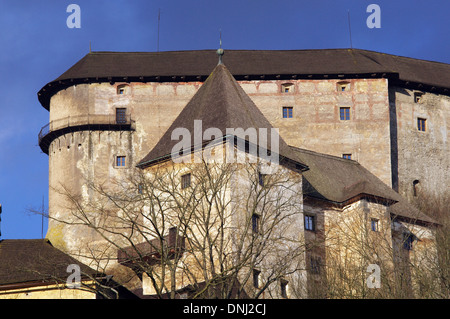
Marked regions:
[117,84,128,95]
[342,154,352,160]
[304,214,315,231]
[414,92,423,103]
[258,172,267,187]
[340,107,350,120]
[403,233,414,251]
[280,279,289,298]
[138,183,144,194]
[337,81,350,92]
[310,257,321,274]
[281,83,294,93]
[116,156,126,167]
[116,108,127,124]
[252,214,260,234]
[253,269,261,288]
[417,118,426,132]
[371,218,379,232]
[413,180,420,197]
[181,173,191,189]
[282,106,293,118]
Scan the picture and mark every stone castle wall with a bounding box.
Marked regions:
[45,78,448,251]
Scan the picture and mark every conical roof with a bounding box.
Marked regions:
[137,63,304,168]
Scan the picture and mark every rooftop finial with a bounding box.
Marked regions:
[216,29,224,65]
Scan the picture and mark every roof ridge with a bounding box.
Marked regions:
[85,48,449,64]
[0,238,48,242]
[289,145,360,164]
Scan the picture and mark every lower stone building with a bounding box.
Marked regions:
[0,239,135,299]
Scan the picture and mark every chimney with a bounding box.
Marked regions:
[168,227,177,247]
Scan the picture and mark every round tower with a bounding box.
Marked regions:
[37,52,206,264]
[38,82,136,255]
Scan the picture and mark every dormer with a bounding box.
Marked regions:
[337,81,351,92]
[117,84,129,95]
[281,83,294,93]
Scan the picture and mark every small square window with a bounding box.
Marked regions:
[252,214,260,234]
[403,233,414,251]
[342,154,352,160]
[181,173,191,189]
[281,83,294,93]
[117,84,128,95]
[340,107,350,120]
[116,156,126,167]
[337,82,350,92]
[371,218,379,232]
[282,107,293,118]
[417,118,426,132]
[304,214,315,231]
[310,257,321,275]
[414,92,423,103]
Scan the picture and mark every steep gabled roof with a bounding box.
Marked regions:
[137,63,304,168]
[38,49,450,110]
[290,147,437,225]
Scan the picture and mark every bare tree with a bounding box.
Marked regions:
[411,190,450,298]
[46,157,308,299]
[321,197,444,299]
[35,150,446,299]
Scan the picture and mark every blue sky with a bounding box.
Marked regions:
[0,0,449,239]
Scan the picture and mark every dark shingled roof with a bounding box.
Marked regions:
[137,63,303,168]
[38,49,450,110]
[290,147,437,225]
[0,239,98,288]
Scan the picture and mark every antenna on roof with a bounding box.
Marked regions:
[217,29,224,65]
[41,196,45,239]
[89,41,92,53]
[157,8,161,52]
[347,10,353,49]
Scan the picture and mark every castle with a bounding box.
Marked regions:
[32,49,448,298]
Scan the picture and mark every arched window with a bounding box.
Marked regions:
[117,84,129,95]
[281,83,294,93]
[414,92,423,103]
[337,81,350,92]
[413,179,420,197]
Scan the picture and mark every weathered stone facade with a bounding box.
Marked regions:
[37,50,447,298]
[389,86,450,201]
[242,78,392,187]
